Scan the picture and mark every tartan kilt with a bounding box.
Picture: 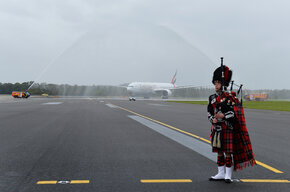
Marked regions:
[212,123,233,153]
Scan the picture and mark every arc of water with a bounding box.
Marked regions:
[27,33,86,91]
[160,24,245,90]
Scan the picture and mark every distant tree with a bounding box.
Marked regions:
[1,82,290,99]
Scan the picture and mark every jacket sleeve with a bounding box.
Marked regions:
[221,98,235,122]
[207,95,215,124]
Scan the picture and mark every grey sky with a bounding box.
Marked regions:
[1,0,289,89]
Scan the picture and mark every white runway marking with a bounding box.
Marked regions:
[106,103,118,108]
[128,115,216,162]
[148,103,169,107]
[42,102,63,105]
[0,101,19,104]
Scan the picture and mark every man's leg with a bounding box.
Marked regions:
[225,153,233,183]
[209,152,225,181]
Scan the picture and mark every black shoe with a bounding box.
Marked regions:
[209,177,224,181]
[225,179,233,183]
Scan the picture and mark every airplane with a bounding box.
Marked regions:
[125,71,197,100]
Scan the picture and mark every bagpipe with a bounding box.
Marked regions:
[216,57,244,111]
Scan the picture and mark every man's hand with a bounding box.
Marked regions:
[215,113,224,119]
[212,118,218,124]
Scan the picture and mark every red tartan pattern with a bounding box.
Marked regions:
[232,103,256,170]
[225,156,233,167]
[225,92,256,171]
[212,123,233,153]
[217,155,225,166]
[209,92,256,171]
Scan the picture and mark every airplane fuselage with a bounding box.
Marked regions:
[127,82,174,96]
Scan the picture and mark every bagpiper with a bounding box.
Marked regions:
[208,58,256,183]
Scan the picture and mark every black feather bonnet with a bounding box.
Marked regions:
[212,66,232,87]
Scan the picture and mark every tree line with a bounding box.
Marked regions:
[0,82,127,96]
[0,82,290,99]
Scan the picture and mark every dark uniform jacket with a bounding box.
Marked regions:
[207,92,235,153]
[207,93,235,125]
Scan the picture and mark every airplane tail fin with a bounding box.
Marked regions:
[171,70,177,87]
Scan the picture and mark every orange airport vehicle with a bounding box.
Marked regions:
[244,93,267,101]
[12,91,31,98]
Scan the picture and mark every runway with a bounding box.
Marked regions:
[0,97,289,192]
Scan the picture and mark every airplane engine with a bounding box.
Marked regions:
[162,90,172,99]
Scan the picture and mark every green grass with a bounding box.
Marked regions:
[167,100,208,105]
[167,100,290,112]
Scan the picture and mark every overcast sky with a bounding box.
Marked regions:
[1,0,289,89]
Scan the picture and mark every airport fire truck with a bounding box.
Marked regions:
[12,91,30,98]
[244,93,267,101]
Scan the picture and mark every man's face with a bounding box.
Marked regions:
[214,81,221,91]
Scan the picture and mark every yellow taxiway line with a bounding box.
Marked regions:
[37,180,90,184]
[240,179,290,183]
[141,179,290,183]
[70,180,90,184]
[110,103,283,174]
[255,160,283,173]
[141,179,192,183]
[37,181,58,184]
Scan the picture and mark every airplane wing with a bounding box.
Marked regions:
[113,85,128,89]
[169,85,210,90]
[153,85,210,93]
[153,89,173,98]
[153,88,170,93]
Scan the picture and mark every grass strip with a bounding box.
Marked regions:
[167,101,290,112]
